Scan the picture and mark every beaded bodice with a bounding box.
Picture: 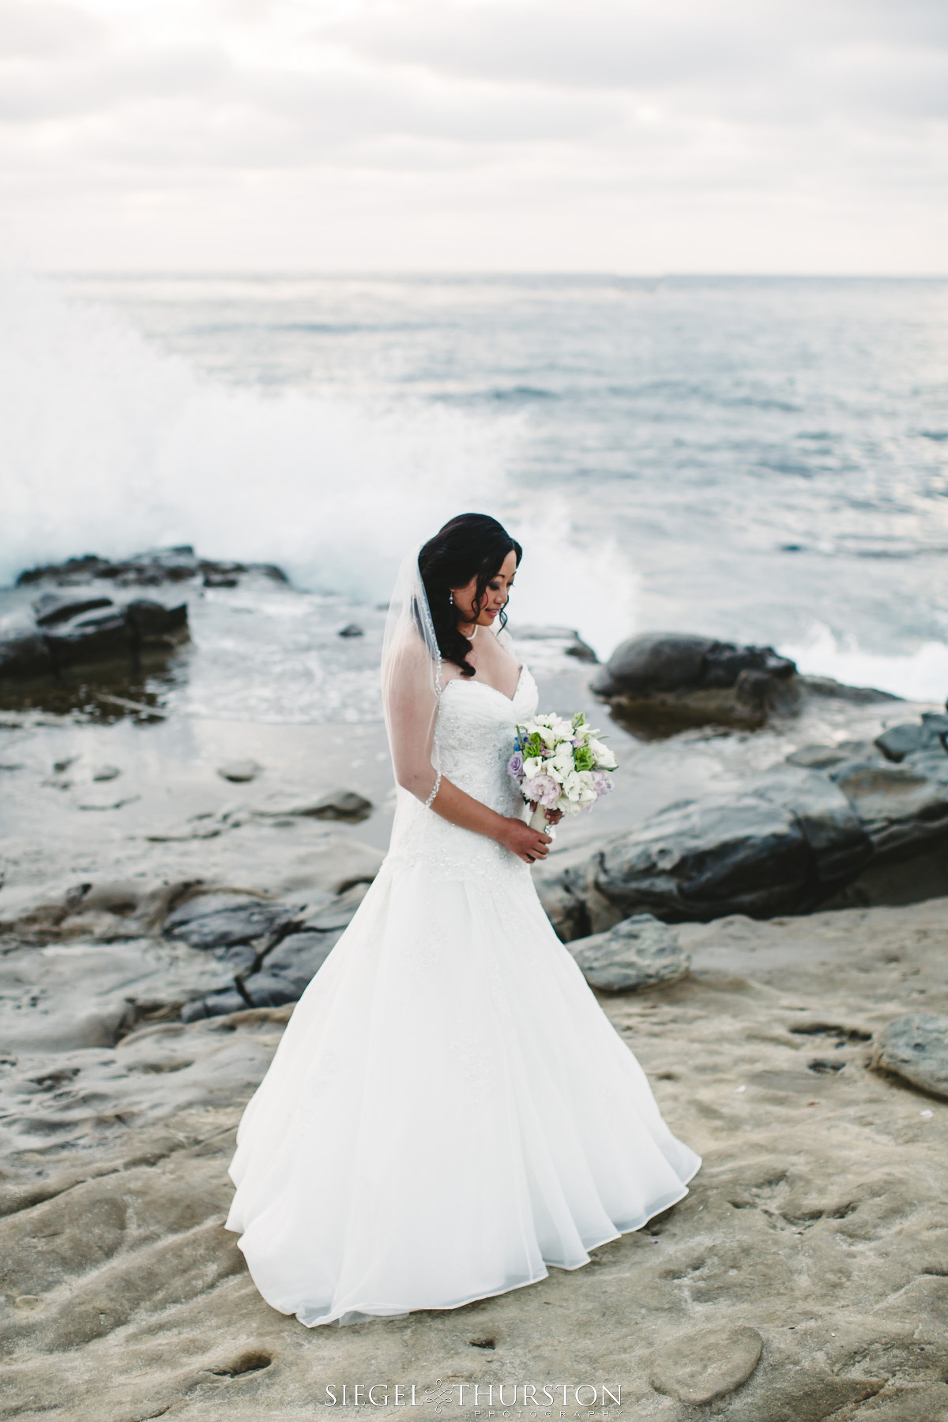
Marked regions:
[381,662,539,885]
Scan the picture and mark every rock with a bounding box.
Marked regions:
[649,1323,763,1404]
[557,767,873,929]
[255,789,373,823]
[567,914,690,991]
[337,623,364,638]
[16,547,289,588]
[216,760,262,784]
[509,625,599,663]
[870,1013,948,1100]
[828,755,948,859]
[32,593,113,627]
[163,895,297,952]
[786,740,881,769]
[876,715,948,763]
[258,931,337,992]
[91,765,121,782]
[801,673,902,704]
[236,972,305,1009]
[591,631,799,733]
[0,620,55,683]
[0,594,189,694]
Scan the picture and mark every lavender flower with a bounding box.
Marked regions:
[507,751,524,781]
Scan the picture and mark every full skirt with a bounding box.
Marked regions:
[224,861,701,1326]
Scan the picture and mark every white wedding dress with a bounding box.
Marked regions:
[225,650,701,1327]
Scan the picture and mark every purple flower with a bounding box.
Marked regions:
[591,769,614,799]
[507,752,524,782]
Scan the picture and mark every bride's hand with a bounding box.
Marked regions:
[500,818,553,863]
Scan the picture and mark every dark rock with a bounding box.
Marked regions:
[828,756,948,859]
[125,599,188,651]
[510,625,599,664]
[255,789,373,823]
[216,760,262,784]
[876,716,948,763]
[238,972,306,1009]
[180,988,247,1023]
[338,623,364,638]
[16,546,289,589]
[91,765,121,782]
[261,931,338,991]
[870,1013,948,1100]
[163,894,296,951]
[45,607,134,671]
[543,766,873,930]
[32,593,113,627]
[0,591,189,695]
[799,674,901,704]
[0,621,55,682]
[567,915,690,991]
[786,741,880,769]
[591,632,799,733]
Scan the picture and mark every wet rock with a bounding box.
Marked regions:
[180,988,249,1022]
[649,1323,763,1404]
[800,673,901,705]
[0,621,55,683]
[591,631,799,733]
[32,593,113,627]
[163,895,297,952]
[16,546,288,588]
[876,714,948,764]
[0,593,189,694]
[338,623,364,638]
[216,760,262,784]
[786,740,881,769]
[255,789,373,823]
[557,767,873,928]
[870,1013,948,1100]
[259,932,337,992]
[568,915,690,991]
[91,765,121,782]
[828,755,948,859]
[510,625,599,663]
[237,972,304,1009]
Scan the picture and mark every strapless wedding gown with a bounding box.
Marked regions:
[225,662,701,1326]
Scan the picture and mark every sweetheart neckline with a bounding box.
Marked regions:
[440,664,528,705]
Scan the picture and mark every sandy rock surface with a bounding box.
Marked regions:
[1,899,946,1422]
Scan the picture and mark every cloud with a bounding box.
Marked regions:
[0,0,944,270]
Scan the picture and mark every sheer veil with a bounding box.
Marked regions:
[381,546,444,809]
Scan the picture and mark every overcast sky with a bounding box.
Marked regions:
[1,0,946,272]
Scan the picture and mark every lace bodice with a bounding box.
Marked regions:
[381,660,539,886]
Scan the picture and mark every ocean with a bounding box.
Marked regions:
[3,271,947,720]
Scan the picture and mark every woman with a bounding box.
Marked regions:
[225,512,700,1327]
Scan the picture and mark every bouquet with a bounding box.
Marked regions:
[507,712,617,833]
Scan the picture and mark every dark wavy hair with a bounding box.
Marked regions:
[419,513,522,677]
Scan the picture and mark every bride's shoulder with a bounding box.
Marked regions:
[495,625,516,655]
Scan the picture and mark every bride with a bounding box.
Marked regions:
[225,512,701,1327]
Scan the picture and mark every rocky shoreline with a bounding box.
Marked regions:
[1,548,947,1421]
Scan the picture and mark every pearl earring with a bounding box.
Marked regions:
[449,591,454,605]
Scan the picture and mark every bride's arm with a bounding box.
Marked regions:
[386,643,552,863]
[427,776,553,864]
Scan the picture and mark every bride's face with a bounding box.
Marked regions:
[452,550,518,630]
